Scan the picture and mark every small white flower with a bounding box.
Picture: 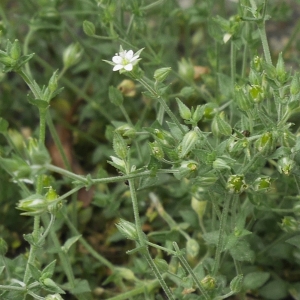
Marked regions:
[104,46,144,72]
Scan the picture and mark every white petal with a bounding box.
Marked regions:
[124,64,133,71]
[125,50,133,60]
[112,56,122,63]
[113,64,123,71]
[130,55,139,62]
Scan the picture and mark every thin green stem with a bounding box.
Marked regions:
[213,194,232,276]
[137,78,185,134]
[173,242,210,300]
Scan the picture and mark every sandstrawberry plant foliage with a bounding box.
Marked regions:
[1,0,300,299]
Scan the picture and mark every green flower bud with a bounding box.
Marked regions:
[227,137,249,156]
[178,58,194,82]
[0,238,8,256]
[280,216,299,232]
[153,129,175,147]
[186,238,199,258]
[149,141,164,160]
[276,52,288,84]
[253,176,271,192]
[252,56,263,72]
[230,274,243,293]
[203,103,217,120]
[281,128,296,148]
[227,175,248,194]
[249,69,262,85]
[0,52,15,67]
[290,73,300,95]
[48,70,58,93]
[255,132,275,155]
[176,98,191,120]
[180,130,198,158]
[277,157,294,175]
[83,20,96,36]
[177,160,198,179]
[9,39,21,60]
[154,67,172,83]
[191,197,207,220]
[0,155,31,179]
[235,85,253,111]
[46,187,62,215]
[116,267,136,281]
[63,43,82,68]
[116,219,138,241]
[212,112,232,137]
[201,275,216,290]
[17,194,47,216]
[28,138,51,165]
[192,105,204,123]
[213,158,231,170]
[249,84,264,103]
[116,124,136,139]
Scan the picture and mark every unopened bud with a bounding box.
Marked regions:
[180,130,198,158]
[83,20,96,36]
[63,43,82,68]
[227,175,248,194]
[253,176,271,192]
[117,79,136,97]
[277,157,294,175]
[201,275,216,290]
[116,219,138,241]
[154,67,172,83]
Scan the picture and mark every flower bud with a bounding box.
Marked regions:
[230,274,243,293]
[154,67,172,83]
[277,157,294,175]
[149,141,164,160]
[201,275,216,290]
[249,84,264,103]
[116,124,136,140]
[212,112,232,137]
[83,20,96,36]
[227,175,248,194]
[213,158,231,170]
[276,52,288,84]
[280,216,299,232]
[235,85,254,111]
[45,187,62,215]
[177,160,198,179]
[255,132,275,155]
[252,56,263,72]
[192,105,204,123]
[17,194,47,216]
[63,43,82,68]
[253,176,271,192]
[290,73,300,95]
[9,39,21,60]
[178,58,194,82]
[179,130,198,158]
[281,128,296,148]
[48,70,58,93]
[116,219,138,241]
[0,238,8,256]
[203,103,217,120]
[28,138,51,165]
[117,79,136,97]
[186,238,199,258]
[191,197,207,220]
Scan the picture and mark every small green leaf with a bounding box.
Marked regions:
[244,272,270,290]
[113,132,128,159]
[230,274,243,292]
[62,235,81,253]
[83,20,96,36]
[0,117,9,133]
[109,86,124,106]
[176,98,191,120]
